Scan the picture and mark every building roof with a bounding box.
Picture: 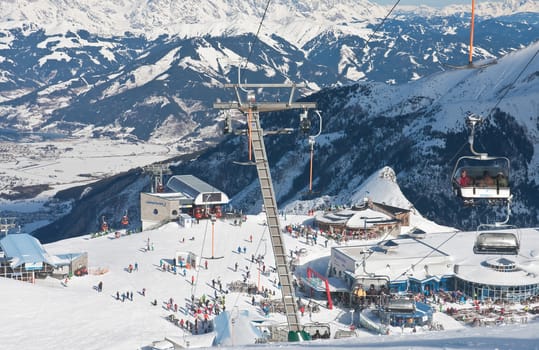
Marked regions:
[315,208,395,229]
[371,202,411,216]
[334,228,539,287]
[167,175,217,195]
[346,209,393,229]
[0,234,57,269]
[166,175,229,205]
[142,191,193,206]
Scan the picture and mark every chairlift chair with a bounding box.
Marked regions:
[101,216,109,232]
[121,210,129,226]
[452,156,511,202]
[451,114,511,204]
[472,196,520,255]
[473,223,520,255]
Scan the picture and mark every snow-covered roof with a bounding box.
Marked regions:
[346,209,393,229]
[166,175,229,205]
[315,208,394,229]
[336,228,539,286]
[0,234,57,269]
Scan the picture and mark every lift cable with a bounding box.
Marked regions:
[241,0,272,71]
[225,225,269,338]
[365,0,402,46]
[391,231,460,281]
[191,219,211,297]
[485,47,539,119]
[241,0,401,85]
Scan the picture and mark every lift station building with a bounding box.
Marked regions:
[140,175,229,230]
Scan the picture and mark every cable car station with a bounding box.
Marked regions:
[140,175,229,230]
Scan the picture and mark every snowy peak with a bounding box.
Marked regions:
[0,0,387,43]
[443,0,539,17]
[6,0,537,47]
[282,167,414,215]
[345,167,414,210]
[397,0,539,17]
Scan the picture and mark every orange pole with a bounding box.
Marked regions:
[247,107,253,161]
[468,0,475,65]
[309,147,314,192]
[211,222,215,258]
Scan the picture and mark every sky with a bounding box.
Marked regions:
[1,169,539,350]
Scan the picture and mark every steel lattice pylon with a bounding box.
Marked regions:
[214,83,316,334]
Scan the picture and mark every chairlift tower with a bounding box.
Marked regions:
[0,217,17,236]
[214,82,316,335]
[144,164,171,193]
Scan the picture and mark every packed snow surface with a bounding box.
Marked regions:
[1,211,538,350]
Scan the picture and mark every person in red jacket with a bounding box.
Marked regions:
[459,169,472,187]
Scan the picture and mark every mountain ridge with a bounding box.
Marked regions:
[2,0,537,43]
[1,1,538,239]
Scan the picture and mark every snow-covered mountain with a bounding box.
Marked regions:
[22,40,539,241]
[167,41,539,232]
[0,0,538,144]
[1,0,537,43]
[1,0,538,240]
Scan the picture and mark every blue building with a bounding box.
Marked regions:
[329,228,539,303]
[0,234,87,282]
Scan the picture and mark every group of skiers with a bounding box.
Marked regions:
[116,290,134,302]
